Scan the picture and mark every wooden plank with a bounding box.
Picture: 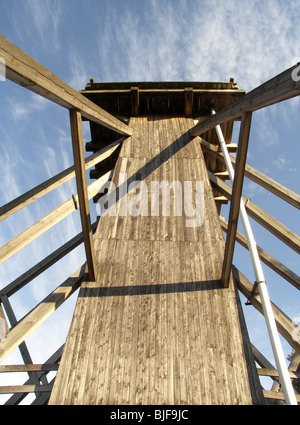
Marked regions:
[263,390,300,402]
[0,171,112,265]
[70,110,98,281]
[0,138,123,222]
[209,172,300,254]
[0,34,132,136]
[0,222,97,299]
[257,368,299,379]
[201,140,300,209]
[232,266,300,353]
[0,364,59,373]
[222,112,252,287]
[50,116,263,405]
[220,217,300,290]
[0,264,86,364]
[0,384,53,395]
[190,65,300,137]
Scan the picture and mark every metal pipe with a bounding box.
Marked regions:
[212,109,297,405]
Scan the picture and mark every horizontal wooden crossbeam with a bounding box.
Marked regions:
[190,65,300,137]
[0,384,53,395]
[0,35,132,136]
[0,364,59,373]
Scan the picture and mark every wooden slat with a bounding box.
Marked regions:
[0,364,59,373]
[222,112,252,287]
[220,217,300,290]
[257,368,299,379]
[0,138,123,222]
[209,172,300,254]
[190,66,300,137]
[0,384,53,394]
[70,110,98,281]
[232,266,300,353]
[0,171,112,265]
[201,139,300,209]
[0,35,132,136]
[0,264,86,364]
[263,390,300,402]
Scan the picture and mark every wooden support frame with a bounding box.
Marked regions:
[190,65,300,137]
[209,172,300,254]
[131,87,139,116]
[0,264,86,364]
[0,222,97,299]
[222,112,252,287]
[200,138,300,209]
[0,171,112,265]
[0,35,132,136]
[232,266,300,354]
[69,110,98,281]
[220,217,300,291]
[0,138,123,222]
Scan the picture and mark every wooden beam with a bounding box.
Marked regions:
[263,390,300,403]
[131,87,139,116]
[184,87,194,117]
[0,264,86,364]
[0,138,123,222]
[232,266,300,354]
[0,222,97,299]
[0,34,132,136]
[220,217,300,291]
[257,368,299,379]
[70,110,98,281]
[209,172,300,254]
[0,384,53,395]
[201,140,300,209]
[190,65,300,137]
[0,364,59,373]
[0,171,112,265]
[222,112,252,287]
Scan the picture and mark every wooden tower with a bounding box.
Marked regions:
[0,35,299,405]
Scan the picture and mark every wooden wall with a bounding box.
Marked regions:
[49,116,263,405]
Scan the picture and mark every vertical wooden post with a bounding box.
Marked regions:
[131,87,139,116]
[222,112,252,287]
[184,87,194,116]
[69,110,98,281]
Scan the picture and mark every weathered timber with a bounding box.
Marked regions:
[70,109,98,281]
[222,112,252,287]
[0,171,112,265]
[209,172,300,254]
[232,266,300,353]
[0,138,123,222]
[201,139,300,209]
[49,116,263,405]
[0,384,53,395]
[0,264,86,364]
[190,65,300,136]
[220,217,300,290]
[0,222,97,299]
[263,390,300,403]
[0,364,59,373]
[0,35,132,136]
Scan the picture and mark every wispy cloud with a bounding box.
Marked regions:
[96,0,300,89]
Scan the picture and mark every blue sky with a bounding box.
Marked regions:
[0,0,299,403]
